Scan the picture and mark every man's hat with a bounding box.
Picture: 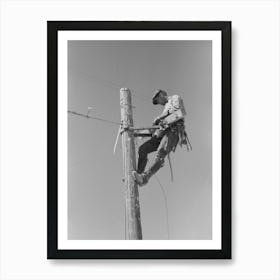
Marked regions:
[152,89,167,104]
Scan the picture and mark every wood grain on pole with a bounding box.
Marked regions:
[120,88,142,240]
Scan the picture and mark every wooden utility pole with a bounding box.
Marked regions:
[120,88,142,240]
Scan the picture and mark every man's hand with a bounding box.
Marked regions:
[159,119,168,128]
[152,117,161,125]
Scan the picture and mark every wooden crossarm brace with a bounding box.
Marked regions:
[129,125,160,131]
[129,126,160,138]
[133,133,153,138]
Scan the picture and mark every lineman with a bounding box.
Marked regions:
[132,89,190,186]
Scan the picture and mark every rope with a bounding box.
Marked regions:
[185,131,193,151]
[68,110,121,126]
[167,154,174,183]
[154,175,170,240]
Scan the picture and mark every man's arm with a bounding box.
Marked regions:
[153,110,170,125]
[153,95,185,125]
[152,95,178,125]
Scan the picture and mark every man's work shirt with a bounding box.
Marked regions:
[160,95,186,119]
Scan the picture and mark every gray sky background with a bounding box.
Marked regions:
[68,40,212,240]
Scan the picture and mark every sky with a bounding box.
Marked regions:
[67,40,212,240]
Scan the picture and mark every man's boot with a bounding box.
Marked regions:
[132,171,146,186]
[132,157,164,186]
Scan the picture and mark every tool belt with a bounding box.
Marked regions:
[153,119,192,152]
[170,120,191,152]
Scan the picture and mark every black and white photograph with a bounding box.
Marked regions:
[68,40,210,241]
[48,21,231,259]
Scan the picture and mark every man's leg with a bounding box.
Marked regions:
[137,137,161,173]
[139,130,179,185]
[132,137,161,186]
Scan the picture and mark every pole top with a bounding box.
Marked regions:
[120,88,132,105]
[120,87,130,92]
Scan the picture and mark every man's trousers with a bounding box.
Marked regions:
[137,128,179,179]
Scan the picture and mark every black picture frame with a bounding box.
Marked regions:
[47,21,231,259]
